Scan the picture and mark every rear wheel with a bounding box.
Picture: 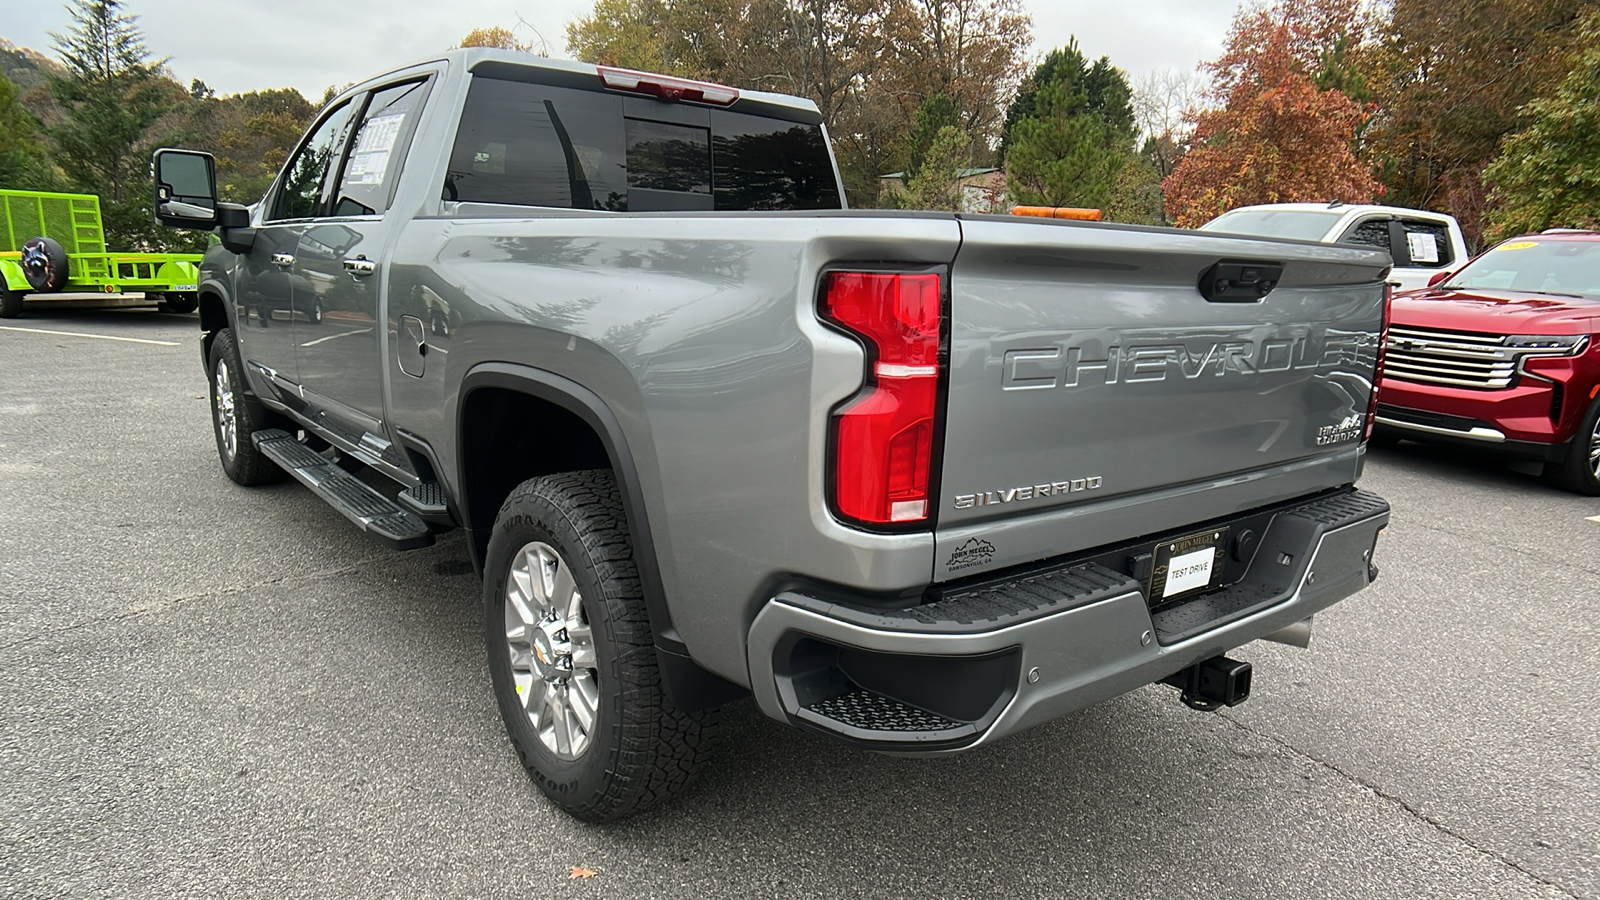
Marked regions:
[1544,399,1600,495]
[207,328,285,485]
[484,470,717,822]
[158,292,199,314]
[0,286,22,318]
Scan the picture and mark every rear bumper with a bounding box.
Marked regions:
[746,489,1389,755]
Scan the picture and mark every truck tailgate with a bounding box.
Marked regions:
[934,216,1389,579]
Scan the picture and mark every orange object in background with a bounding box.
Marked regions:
[1010,206,1103,221]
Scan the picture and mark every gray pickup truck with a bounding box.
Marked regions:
[152,49,1392,822]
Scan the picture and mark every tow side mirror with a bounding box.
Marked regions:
[1427,270,1453,288]
[152,148,220,229]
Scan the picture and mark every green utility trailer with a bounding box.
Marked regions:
[0,188,204,318]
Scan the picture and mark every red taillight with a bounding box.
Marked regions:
[1364,283,1392,442]
[597,66,740,105]
[822,271,943,526]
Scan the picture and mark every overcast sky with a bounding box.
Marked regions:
[10,0,1238,99]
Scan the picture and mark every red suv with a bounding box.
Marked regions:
[1375,230,1600,494]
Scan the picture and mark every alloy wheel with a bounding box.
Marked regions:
[1589,415,1600,479]
[504,541,599,760]
[214,359,237,461]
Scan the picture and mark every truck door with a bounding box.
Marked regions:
[290,79,430,464]
[237,99,355,397]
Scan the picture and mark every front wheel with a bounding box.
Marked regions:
[1544,399,1600,495]
[207,329,285,485]
[484,470,717,822]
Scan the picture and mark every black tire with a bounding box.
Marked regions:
[1367,430,1402,449]
[20,237,69,293]
[0,286,22,318]
[159,292,199,314]
[207,328,286,485]
[1543,398,1600,495]
[484,470,717,822]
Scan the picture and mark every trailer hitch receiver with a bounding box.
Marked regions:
[1163,655,1252,711]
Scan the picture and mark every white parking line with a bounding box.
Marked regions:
[0,325,180,346]
[1587,515,1600,524]
[300,327,374,347]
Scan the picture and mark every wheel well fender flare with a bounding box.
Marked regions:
[458,363,675,638]
[457,363,749,710]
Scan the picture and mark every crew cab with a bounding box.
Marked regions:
[1376,229,1600,494]
[1201,202,1469,292]
[151,50,1391,821]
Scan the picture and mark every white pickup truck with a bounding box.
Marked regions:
[1202,203,1470,291]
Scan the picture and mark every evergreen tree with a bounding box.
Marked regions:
[904,94,958,180]
[1003,42,1140,212]
[902,125,971,211]
[997,40,1134,167]
[47,0,172,249]
[0,72,56,191]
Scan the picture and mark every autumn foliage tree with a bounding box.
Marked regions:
[1164,0,1380,228]
[1364,0,1591,245]
[1483,10,1600,240]
[565,0,1029,205]
[459,26,537,53]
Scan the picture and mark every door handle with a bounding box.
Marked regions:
[344,256,376,277]
[270,253,295,267]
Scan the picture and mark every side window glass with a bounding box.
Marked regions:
[444,78,627,210]
[334,81,427,217]
[270,102,354,221]
[1399,219,1453,268]
[1341,218,1391,251]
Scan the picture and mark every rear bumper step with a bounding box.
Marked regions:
[253,429,433,550]
[747,488,1389,754]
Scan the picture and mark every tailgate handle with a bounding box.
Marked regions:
[1200,260,1282,302]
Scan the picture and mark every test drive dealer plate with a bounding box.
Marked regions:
[1149,527,1229,605]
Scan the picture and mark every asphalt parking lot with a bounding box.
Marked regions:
[2,308,1597,899]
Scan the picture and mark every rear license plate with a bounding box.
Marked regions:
[1149,527,1229,604]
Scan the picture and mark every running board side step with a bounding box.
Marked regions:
[252,429,434,550]
[397,481,452,525]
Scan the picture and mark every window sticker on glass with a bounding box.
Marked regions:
[346,113,405,186]
[1406,231,1439,264]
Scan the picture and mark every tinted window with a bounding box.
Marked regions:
[443,77,841,212]
[626,118,711,194]
[1199,209,1343,241]
[1342,219,1391,250]
[335,81,427,217]
[445,79,627,210]
[712,110,840,211]
[1399,219,1453,268]
[271,102,354,221]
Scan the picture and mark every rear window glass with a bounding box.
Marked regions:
[444,77,841,212]
[1199,209,1342,241]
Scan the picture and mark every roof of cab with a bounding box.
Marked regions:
[340,48,823,117]
[1220,202,1459,223]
